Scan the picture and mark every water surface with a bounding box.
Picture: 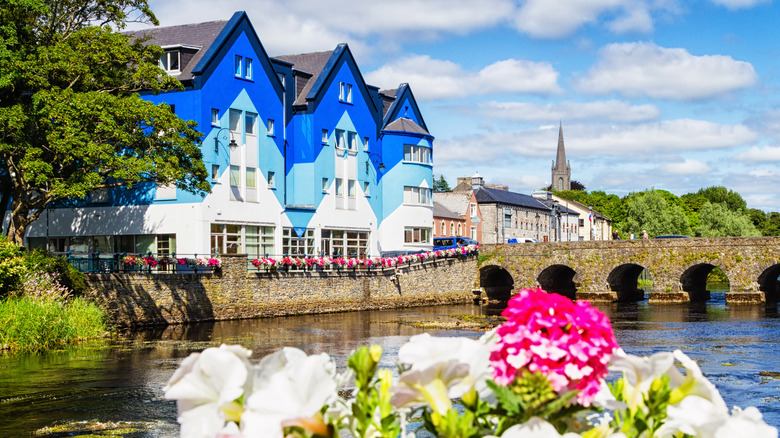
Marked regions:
[1,294,778,436]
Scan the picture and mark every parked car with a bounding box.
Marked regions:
[433,236,479,251]
[655,235,690,239]
[507,237,540,243]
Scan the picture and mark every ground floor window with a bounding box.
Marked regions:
[211,223,274,256]
[404,227,431,244]
[321,229,369,257]
[282,228,315,256]
[28,234,175,255]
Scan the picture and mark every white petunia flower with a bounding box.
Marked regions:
[163,344,252,437]
[715,406,778,438]
[397,333,492,399]
[240,347,338,438]
[390,359,469,415]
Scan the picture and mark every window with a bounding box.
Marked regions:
[348,179,356,198]
[267,119,274,136]
[503,209,512,228]
[245,113,257,135]
[91,187,110,203]
[229,109,241,134]
[339,82,345,100]
[278,72,285,89]
[322,129,329,144]
[440,221,445,235]
[283,228,315,256]
[450,222,455,235]
[403,186,432,205]
[335,130,345,149]
[230,165,240,187]
[347,132,357,151]
[579,219,585,226]
[211,223,274,256]
[267,171,275,188]
[346,83,352,103]
[470,203,477,217]
[159,50,180,72]
[363,181,370,196]
[471,226,477,240]
[155,184,175,200]
[457,224,463,236]
[211,108,220,126]
[338,82,353,103]
[322,177,328,192]
[246,168,257,188]
[404,227,431,244]
[363,136,369,151]
[235,55,242,77]
[403,144,432,164]
[321,230,369,258]
[245,58,252,79]
[211,164,219,181]
[335,178,344,196]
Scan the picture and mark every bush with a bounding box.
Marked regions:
[0,241,86,298]
[0,296,106,353]
[0,240,28,297]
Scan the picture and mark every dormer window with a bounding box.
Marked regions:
[160,50,180,73]
[339,82,352,103]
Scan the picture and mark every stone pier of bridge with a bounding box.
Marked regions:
[476,237,780,304]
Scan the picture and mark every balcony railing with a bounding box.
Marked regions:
[62,252,220,274]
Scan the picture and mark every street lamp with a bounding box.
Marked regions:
[365,152,385,174]
[214,127,237,153]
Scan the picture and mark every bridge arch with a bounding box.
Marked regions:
[606,263,647,302]
[757,264,780,302]
[479,265,514,301]
[679,263,723,301]
[537,264,577,300]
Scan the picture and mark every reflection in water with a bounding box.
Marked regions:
[1,298,779,436]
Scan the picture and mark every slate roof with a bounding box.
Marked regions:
[274,50,335,106]
[433,202,462,220]
[434,192,471,217]
[383,117,430,136]
[474,186,551,211]
[128,19,229,81]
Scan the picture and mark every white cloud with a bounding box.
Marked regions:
[657,159,712,175]
[748,169,776,177]
[573,42,757,100]
[511,0,624,38]
[365,56,562,100]
[606,3,654,33]
[710,0,771,10]
[735,146,780,162]
[477,100,660,122]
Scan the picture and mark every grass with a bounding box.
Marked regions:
[0,296,107,353]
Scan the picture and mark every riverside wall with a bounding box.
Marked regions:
[84,254,479,327]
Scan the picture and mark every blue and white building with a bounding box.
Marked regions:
[24,12,434,257]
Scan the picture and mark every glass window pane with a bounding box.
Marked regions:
[246,168,256,188]
[235,55,242,76]
[229,109,241,132]
[245,113,256,135]
[230,165,240,186]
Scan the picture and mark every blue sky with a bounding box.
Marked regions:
[141,0,780,211]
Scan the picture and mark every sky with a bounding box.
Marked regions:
[137,0,780,212]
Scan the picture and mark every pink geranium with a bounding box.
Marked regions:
[489,288,618,406]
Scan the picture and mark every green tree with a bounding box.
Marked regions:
[748,208,767,232]
[695,202,760,237]
[680,193,708,231]
[433,174,451,192]
[0,0,210,245]
[696,186,747,213]
[624,190,690,237]
[762,212,780,236]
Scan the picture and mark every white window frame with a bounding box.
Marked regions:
[404,227,431,244]
[403,186,432,205]
[211,108,220,126]
[267,119,274,136]
[335,129,345,149]
[245,58,253,79]
[234,55,242,77]
[267,171,275,189]
[211,164,220,181]
[322,129,329,144]
[403,144,432,164]
[159,50,180,73]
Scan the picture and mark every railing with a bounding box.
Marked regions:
[62,252,221,274]
[248,245,480,273]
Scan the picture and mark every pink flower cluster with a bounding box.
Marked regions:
[249,244,480,271]
[489,288,618,406]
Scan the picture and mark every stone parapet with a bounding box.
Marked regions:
[84,254,478,327]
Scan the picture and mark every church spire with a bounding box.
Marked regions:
[554,121,566,170]
[551,122,571,191]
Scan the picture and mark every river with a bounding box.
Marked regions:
[1,288,778,436]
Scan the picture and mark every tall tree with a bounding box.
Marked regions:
[696,186,747,213]
[623,190,690,237]
[0,0,210,245]
[433,174,451,192]
[695,202,760,237]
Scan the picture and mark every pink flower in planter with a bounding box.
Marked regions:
[489,288,618,406]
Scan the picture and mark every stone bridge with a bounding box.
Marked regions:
[477,237,780,304]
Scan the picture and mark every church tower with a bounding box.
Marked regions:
[551,122,571,191]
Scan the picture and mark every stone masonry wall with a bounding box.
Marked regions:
[85,254,479,327]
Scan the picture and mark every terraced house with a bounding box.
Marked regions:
[24,12,434,258]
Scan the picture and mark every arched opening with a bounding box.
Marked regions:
[757,264,780,303]
[537,264,577,300]
[480,265,514,301]
[680,263,717,302]
[607,264,646,302]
